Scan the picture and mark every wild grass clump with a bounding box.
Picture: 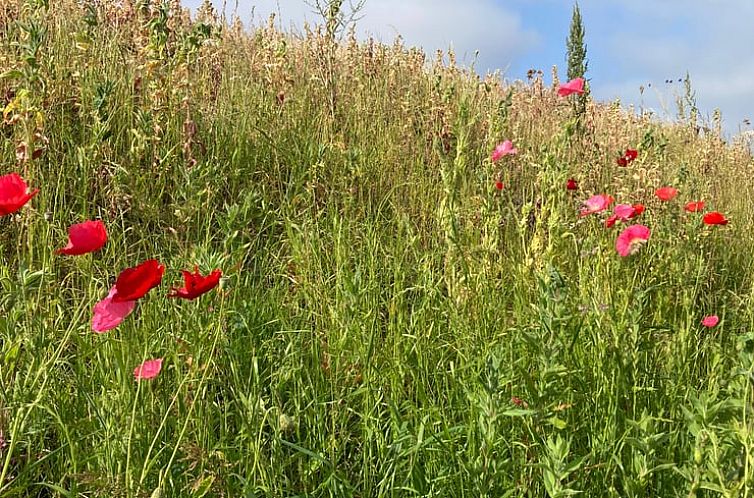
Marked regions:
[1,1,753,496]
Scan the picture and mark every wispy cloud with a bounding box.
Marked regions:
[185,0,541,74]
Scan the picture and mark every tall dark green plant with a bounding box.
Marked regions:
[566,2,588,118]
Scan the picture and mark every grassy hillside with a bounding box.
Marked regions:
[2,1,754,496]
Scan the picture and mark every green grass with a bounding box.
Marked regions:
[1,1,754,496]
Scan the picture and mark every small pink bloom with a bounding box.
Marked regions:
[558,77,585,97]
[92,286,136,333]
[614,204,636,220]
[580,194,613,216]
[491,140,517,161]
[615,224,650,257]
[701,315,719,328]
[133,358,163,381]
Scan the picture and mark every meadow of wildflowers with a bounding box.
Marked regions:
[1,1,754,496]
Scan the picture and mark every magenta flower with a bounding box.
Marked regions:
[615,224,650,257]
[558,77,585,97]
[491,140,517,161]
[580,194,614,216]
[614,204,636,220]
[92,286,136,333]
[701,315,719,328]
[133,358,163,381]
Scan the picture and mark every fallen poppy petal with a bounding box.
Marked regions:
[56,220,108,256]
[0,173,38,216]
[133,358,163,380]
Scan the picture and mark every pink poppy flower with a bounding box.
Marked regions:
[701,315,719,328]
[92,286,137,333]
[491,140,517,161]
[133,358,163,381]
[615,224,650,257]
[558,77,585,97]
[703,212,728,226]
[655,187,678,201]
[580,194,614,216]
[614,204,636,220]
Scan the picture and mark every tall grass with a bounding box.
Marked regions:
[1,1,753,496]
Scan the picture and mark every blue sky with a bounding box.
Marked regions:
[183,0,754,137]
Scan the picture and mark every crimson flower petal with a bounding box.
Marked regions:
[112,259,165,302]
[703,211,728,225]
[0,173,38,216]
[701,315,719,328]
[168,267,222,300]
[566,178,578,191]
[56,220,108,255]
[685,201,705,213]
[655,187,678,201]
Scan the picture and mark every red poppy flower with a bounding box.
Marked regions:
[685,201,705,213]
[0,173,39,216]
[112,259,165,302]
[616,149,638,167]
[605,215,618,228]
[655,187,678,201]
[494,181,504,191]
[56,220,108,255]
[631,204,645,217]
[168,267,222,300]
[566,178,578,191]
[703,211,728,226]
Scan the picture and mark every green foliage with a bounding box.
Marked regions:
[0,1,752,496]
[566,2,588,117]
